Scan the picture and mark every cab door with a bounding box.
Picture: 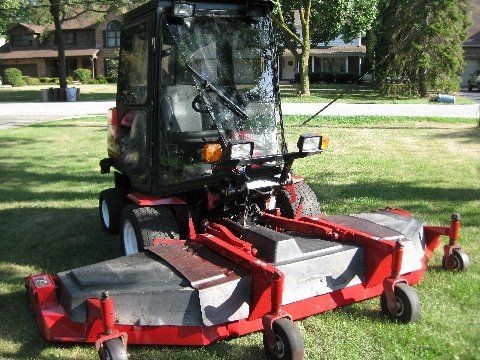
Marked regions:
[116,16,155,191]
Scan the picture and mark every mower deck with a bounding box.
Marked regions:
[26,209,461,351]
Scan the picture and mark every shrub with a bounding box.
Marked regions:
[4,68,25,87]
[87,78,99,84]
[97,76,108,84]
[73,68,92,84]
[66,76,74,84]
[39,77,50,83]
[22,76,41,85]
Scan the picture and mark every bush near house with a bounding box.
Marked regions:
[4,68,25,87]
[294,72,363,84]
[22,76,41,86]
[73,68,92,84]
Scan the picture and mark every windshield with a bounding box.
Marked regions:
[165,16,281,157]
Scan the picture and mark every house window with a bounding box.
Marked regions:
[12,34,32,47]
[106,21,121,48]
[64,32,76,45]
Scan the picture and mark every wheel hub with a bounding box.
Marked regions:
[101,200,110,228]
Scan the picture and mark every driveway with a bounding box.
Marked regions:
[0,100,478,130]
[458,89,480,104]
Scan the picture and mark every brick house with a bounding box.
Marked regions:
[461,1,480,87]
[0,13,122,79]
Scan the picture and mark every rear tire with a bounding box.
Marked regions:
[119,204,180,255]
[99,188,127,234]
[276,182,321,218]
[98,338,128,360]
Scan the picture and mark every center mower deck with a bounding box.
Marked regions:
[56,211,424,329]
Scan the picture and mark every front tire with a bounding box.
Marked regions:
[380,283,420,323]
[263,318,304,360]
[99,188,127,234]
[98,338,128,360]
[276,182,321,218]
[120,204,180,255]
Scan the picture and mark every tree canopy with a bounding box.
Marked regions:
[273,0,378,95]
[372,0,471,96]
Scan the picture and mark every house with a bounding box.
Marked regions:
[278,12,366,81]
[0,13,121,79]
[0,10,364,82]
[461,0,480,87]
[280,36,366,81]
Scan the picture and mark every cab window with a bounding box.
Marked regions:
[118,23,149,104]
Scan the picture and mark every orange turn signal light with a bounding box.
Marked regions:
[202,143,223,163]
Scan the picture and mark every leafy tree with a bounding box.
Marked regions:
[372,0,470,96]
[0,0,48,35]
[272,0,378,96]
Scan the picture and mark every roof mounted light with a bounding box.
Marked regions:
[173,1,195,17]
[246,0,275,17]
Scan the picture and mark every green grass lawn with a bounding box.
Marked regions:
[280,84,475,105]
[0,115,478,359]
[0,84,117,102]
[0,83,474,105]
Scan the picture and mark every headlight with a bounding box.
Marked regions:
[173,1,195,17]
[230,141,254,160]
[297,134,329,153]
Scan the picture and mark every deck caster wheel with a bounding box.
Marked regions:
[263,318,304,360]
[98,338,128,360]
[99,188,127,234]
[442,249,470,272]
[380,283,420,323]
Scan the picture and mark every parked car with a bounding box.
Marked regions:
[467,70,480,91]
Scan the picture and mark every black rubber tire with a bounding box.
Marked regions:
[380,283,420,323]
[263,318,305,360]
[119,204,180,255]
[99,188,128,235]
[98,338,128,360]
[276,182,320,218]
[442,249,470,272]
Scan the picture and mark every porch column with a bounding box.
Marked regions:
[345,57,349,74]
[90,57,95,78]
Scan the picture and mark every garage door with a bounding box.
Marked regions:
[461,60,480,87]
[0,63,38,78]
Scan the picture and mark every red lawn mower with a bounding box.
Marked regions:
[26,1,470,359]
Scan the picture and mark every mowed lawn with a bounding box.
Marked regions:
[0,84,117,102]
[280,84,475,105]
[0,115,478,359]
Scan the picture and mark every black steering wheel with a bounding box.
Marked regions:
[192,94,209,113]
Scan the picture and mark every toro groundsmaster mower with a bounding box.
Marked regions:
[26,1,471,359]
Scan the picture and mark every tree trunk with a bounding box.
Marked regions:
[418,66,427,97]
[299,48,310,96]
[50,0,68,94]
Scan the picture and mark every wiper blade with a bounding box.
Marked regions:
[184,63,249,121]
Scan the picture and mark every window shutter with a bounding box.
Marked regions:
[103,30,106,48]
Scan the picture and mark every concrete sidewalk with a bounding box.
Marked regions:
[0,101,478,130]
[282,102,480,119]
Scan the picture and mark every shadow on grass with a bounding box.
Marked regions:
[430,127,480,144]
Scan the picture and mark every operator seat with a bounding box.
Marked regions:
[161,85,206,132]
